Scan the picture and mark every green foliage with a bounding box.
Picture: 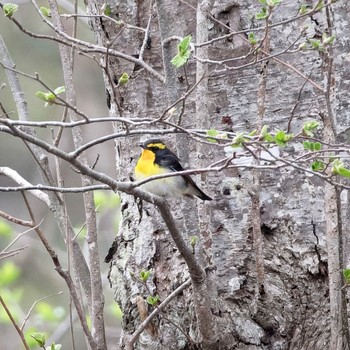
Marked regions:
[206,129,219,143]
[35,86,65,107]
[190,235,198,248]
[0,219,13,238]
[262,126,293,146]
[171,35,192,68]
[0,261,21,287]
[118,72,129,86]
[31,332,46,347]
[140,270,150,283]
[343,268,350,284]
[303,141,322,151]
[311,160,325,172]
[307,33,335,52]
[255,0,281,19]
[322,32,336,45]
[103,4,112,16]
[3,3,18,17]
[274,130,293,146]
[332,159,350,178]
[316,0,325,11]
[232,132,247,147]
[308,39,323,51]
[303,120,319,137]
[40,7,51,17]
[25,328,41,348]
[190,235,198,254]
[146,295,160,306]
[255,6,268,20]
[248,32,257,45]
[267,0,281,7]
[299,4,310,14]
[46,343,62,350]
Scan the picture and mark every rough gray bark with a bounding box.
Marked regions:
[96,1,350,349]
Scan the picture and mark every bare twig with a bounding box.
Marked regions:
[0,246,29,260]
[0,210,33,227]
[126,279,191,350]
[0,167,50,205]
[0,296,31,350]
[21,292,63,331]
[22,193,97,349]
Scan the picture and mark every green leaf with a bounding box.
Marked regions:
[3,3,18,17]
[0,262,21,287]
[343,268,350,284]
[190,235,198,247]
[331,159,350,178]
[311,160,325,172]
[179,35,191,56]
[30,332,46,347]
[316,0,325,11]
[146,295,160,306]
[263,133,275,142]
[206,129,219,143]
[103,4,112,16]
[267,0,281,7]
[255,7,268,20]
[232,131,246,147]
[35,91,52,102]
[171,35,192,68]
[322,33,336,45]
[53,86,65,95]
[25,328,40,348]
[261,125,268,136]
[303,141,311,150]
[274,130,293,146]
[47,343,62,350]
[40,6,51,17]
[248,129,258,137]
[308,39,323,51]
[248,32,257,45]
[303,141,322,151]
[36,86,65,106]
[299,4,309,14]
[118,72,129,86]
[140,270,150,283]
[303,120,319,137]
[314,142,322,151]
[259,0,267,4]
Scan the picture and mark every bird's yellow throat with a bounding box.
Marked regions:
[135,149,159,178]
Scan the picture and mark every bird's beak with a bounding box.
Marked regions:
[138,143,145,149]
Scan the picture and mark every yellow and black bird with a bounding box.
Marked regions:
[134,139,212,200]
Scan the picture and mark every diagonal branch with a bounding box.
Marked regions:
[126,279,191,350]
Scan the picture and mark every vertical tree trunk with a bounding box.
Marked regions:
[93,1,350,349]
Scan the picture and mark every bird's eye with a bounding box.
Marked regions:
[153,146,159,151]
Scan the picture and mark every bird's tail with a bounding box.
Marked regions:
[186,176,212,201]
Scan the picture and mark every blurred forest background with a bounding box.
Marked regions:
[0,0,123,348]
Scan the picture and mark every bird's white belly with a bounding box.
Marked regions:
[136,170,187,198]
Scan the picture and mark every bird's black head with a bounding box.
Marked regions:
[140,139,167,153]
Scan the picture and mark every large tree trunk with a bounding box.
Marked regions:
[89,0,350,349]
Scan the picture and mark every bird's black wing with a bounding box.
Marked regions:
[156,151,184,172]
